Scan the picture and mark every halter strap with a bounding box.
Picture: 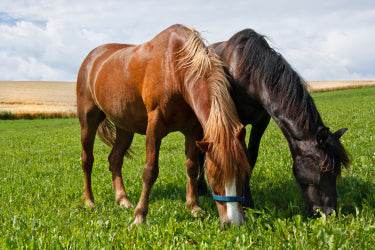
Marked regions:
[204,155,244,203]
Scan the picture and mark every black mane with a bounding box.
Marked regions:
[226,29,322,133]
[322,132,351,174]
[224,29,350,173]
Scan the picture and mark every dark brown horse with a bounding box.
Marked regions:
[76,24,249,227]
[198,29,350,216]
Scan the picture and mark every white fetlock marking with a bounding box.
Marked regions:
[119,199,133,209]
[84,198,95,208]
[225,178,243,225]
[133,215,145,225]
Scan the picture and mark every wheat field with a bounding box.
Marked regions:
[1,80,374,119]
[308,80,375,93]
[0,81,76,119]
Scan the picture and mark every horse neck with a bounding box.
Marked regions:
[182,78,211,130]
[218,34,325,158]
[252,78,324,154]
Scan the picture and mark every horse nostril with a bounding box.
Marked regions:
[324,207,334,217]
[311,206,335,218]
[312,205,321,213]
[311,206,323,218]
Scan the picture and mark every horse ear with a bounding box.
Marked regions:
[333,128,348,140]
[236,126,246,142]
[316,127,329,147]
[196,141,213,153]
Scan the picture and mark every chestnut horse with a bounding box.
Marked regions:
[76,24,248,227]
[198,29,350,216]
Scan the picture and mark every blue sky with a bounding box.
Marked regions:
[0,0,374,81]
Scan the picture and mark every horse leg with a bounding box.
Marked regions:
[78,106,105,208]
[185,135,205,218]
[132,110,166,225]
[197,151,208,196]
[243,119,270,208]
[248,120,269,167]
[241,139,254,209]
[108,128,134,208]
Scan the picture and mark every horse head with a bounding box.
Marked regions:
[292,127,350,216]
[197,126,248,227]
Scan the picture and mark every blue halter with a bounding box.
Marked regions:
[204,155,244,203]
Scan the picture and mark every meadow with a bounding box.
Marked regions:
[0,87,374,248]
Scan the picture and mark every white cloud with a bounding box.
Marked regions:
[0,0,374,81]
[262,7,375,80]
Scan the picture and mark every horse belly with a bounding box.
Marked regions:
[111,100,148,134]
[96,82,148,134]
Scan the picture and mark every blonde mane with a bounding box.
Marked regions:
[177,26,249,187]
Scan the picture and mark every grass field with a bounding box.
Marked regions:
[0,87,374,248]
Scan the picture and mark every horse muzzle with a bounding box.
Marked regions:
[312,205,335,217]
[218,202,245,228]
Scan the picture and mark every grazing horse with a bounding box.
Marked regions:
[198,29,350,216]
[76,24,249,227]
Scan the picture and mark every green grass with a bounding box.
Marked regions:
[1,87,374,248]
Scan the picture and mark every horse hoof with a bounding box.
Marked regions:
[191,207,206,218]
[118,199,133,209]
[83,197,95,208]
[130,216,146,228]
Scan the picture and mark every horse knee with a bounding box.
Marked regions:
[108,152,124,172]
[81,151,94,173]
[186,159,198,179]
[142,165,159,184]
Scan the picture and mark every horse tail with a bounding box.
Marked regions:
[97,118,116,148]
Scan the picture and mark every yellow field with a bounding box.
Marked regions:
[1,80,374,119]
[0,81,76,118]
[308,80,375,93]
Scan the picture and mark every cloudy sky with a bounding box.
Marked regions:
[0,0,374,81]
